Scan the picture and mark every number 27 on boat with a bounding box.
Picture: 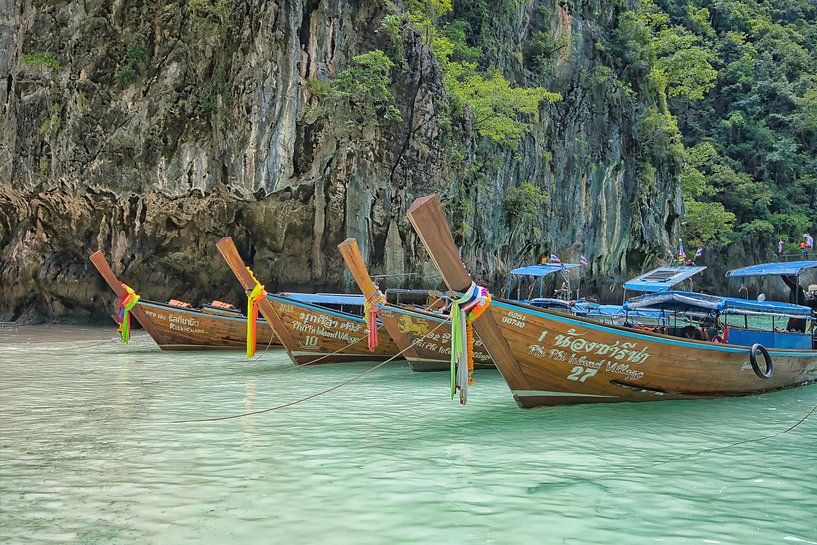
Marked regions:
[405,194,817,408]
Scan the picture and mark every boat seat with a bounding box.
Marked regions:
[210,300,237,310]
[168,299,192,308]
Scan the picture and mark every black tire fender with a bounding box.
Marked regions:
[749,343,773,379]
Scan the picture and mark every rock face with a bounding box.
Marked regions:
[0,0,682,323]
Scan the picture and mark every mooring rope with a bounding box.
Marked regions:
[236,314,401,377]
[237,323,380,374]
[244,312,383,368]
[567,401,817,485]
[163,321,447,424]
[645,401,817,465]
[422,295,446,312]
[246,329,278,363]
[241,325,383,373]
[295,326,377,366]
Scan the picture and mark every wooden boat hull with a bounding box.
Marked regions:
[90,250,279,351]
[488,299,817,407]
[404,193,817,408]
[378,306,494,372]
[265,294,402,365]
[137,301,278,351]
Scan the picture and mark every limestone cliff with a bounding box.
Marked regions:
[0,0,681,322]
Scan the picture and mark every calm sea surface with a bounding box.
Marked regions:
[1,330,815,545]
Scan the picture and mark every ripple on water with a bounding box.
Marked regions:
[1,333,815,545]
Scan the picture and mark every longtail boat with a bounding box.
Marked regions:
[338,238,493,372]
[89,251,279,350]
[406,194,817,407]
[215,237,402,365]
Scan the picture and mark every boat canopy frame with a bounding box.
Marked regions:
[506,263,582,301]
[726,261,817,305]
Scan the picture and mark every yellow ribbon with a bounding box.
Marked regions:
[245,267,267,358]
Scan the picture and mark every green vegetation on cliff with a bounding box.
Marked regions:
[632,0,816,250]
[377,0,567,253]
[20,52,60,70]
[328,50,402,130]
[383,0,562,150]
[389,0,815,255]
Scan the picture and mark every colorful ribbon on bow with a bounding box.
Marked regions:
[117,283,140,343]
[245,266,267,358]
[450,283,491,404]
[364,290,387,352]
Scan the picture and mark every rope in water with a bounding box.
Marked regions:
[163,321,448,423]
[242,327,375,372]
[559,401,817,487]
[239,316,391,373]
[642,401,817,467]
[246,327,278,363]
[294,324,380,366]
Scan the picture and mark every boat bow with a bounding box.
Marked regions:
[406,194,529,389]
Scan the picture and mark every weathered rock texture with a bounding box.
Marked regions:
[1,0,681,322]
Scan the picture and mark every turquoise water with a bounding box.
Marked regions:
[1,331,816,545]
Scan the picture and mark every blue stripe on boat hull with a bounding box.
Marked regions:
[492,300,817,358]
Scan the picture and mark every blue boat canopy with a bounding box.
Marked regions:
[279,293,365,306]
[725,261,817,278]
[623,266,707,292]
[624,291,814,317]
[582,303,667,318]
[510,263,582,277]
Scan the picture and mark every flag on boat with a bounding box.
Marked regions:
[549,254,561,263]
[695,247,703,258]
[667,248,675,260]
[580,255,588,266]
